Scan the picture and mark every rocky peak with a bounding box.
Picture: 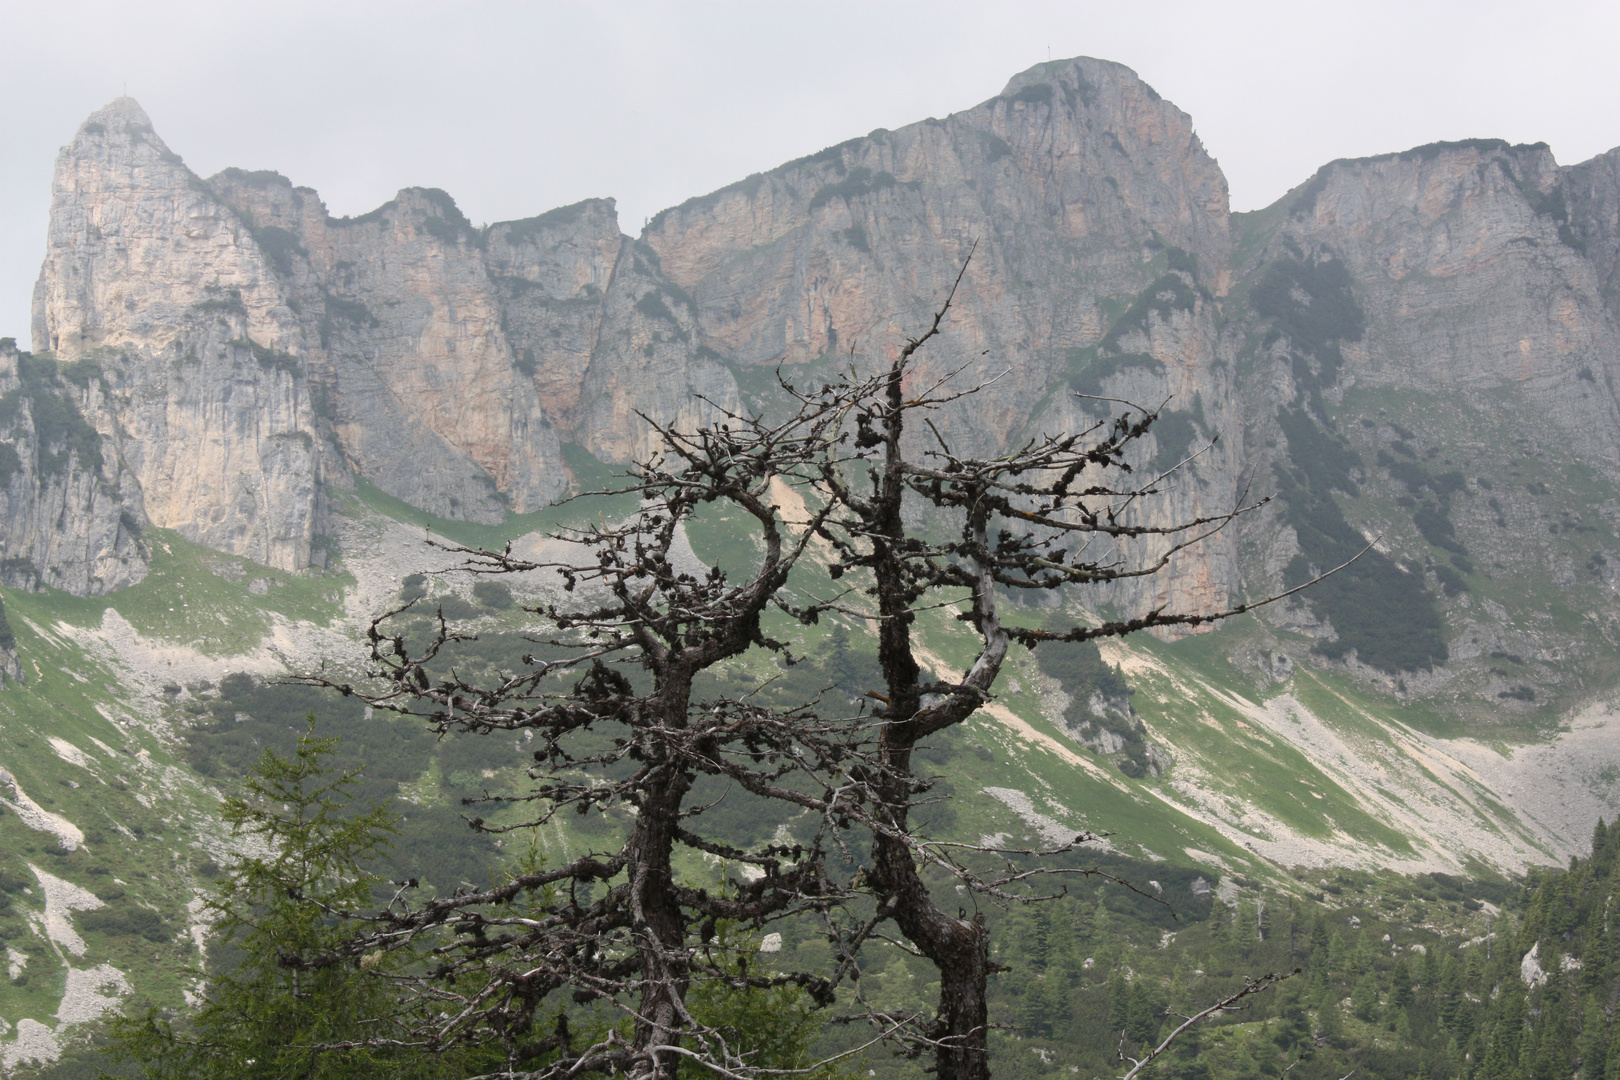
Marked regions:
[73,96,171,160]
[995,56,1230,274]
[1256,137,1620,467]
[640,56,1230,385]
[29,100,320,575]
[632,58,1240,621]
[34,98,295,360]
[304,184,569,520]
[83,95,154,130]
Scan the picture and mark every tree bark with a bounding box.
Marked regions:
[864,355,994,1080]
[626,671,697,1080]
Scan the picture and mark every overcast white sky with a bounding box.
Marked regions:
[4,0,1620,342]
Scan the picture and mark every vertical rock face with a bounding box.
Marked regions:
[486,199,623,437]
[575,240,740,465]
[31,99,320,572]
[1266,141,1620,465]
[0,339,146,595]
[1563,147,1620,324]
[1225,138,1620,687]
[21,60,1249,616]
[210,176,570,522]
[641,56,1240,617]
[29,57,1620,685]
[314,188,569,519]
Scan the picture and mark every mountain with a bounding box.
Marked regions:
[19,63,1243,616]
[7,55,1620,1070]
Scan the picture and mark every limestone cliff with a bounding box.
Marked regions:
[645,58,1229,432]
[17,61,1252,618]
[31,99,320,573]
[640,57,1241,618]
[1225,138,1620,703]
[1271,140,1620,463]
[27,57,1620,701]
[1564,146,1620,325]
[486,199,623,437]
[0,338,145,596]
[205,174,570,522]
[483,201,738,467]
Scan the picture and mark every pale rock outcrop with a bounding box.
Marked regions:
[1522,941,1548,987]
[0,338,146,595]
[486,199,623,436]
[642,57,1241,619]
[1273,140,1620,468]
[30,99,319,571]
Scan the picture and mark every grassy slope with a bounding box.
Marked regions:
[0,477,1587,1068]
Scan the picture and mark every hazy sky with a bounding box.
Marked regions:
[5,0,1620,342]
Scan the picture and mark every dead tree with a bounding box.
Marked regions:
[298,258,1332,1080]
[783,258,1323,1080]
[304,399,888,1080]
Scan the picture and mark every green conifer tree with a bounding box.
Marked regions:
[1310,914,1331,954]
[1351,930,1376,974]
[1126,981,1161,1046]
[1482,986,1529,1080]
[1316,987,1343,1044]
[1328,930,1349,973]
[1351,971,1381,1022]
[1579,1000,1611,1080]
[109,722,465,1080]
[1391,956,1414,1010]
[1438,955,1465,1032]
[1605,1030,1620,1080]
[1016,979,1051,1040]
[1531,995,1574,1080]
[1108,971,1131,1034]
[1422,945,1442,989]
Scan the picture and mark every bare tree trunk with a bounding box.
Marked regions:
[864,354,994,1080]
[870,812,993,1080]
[623,669,698,1080]
[627,763,694,1080]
